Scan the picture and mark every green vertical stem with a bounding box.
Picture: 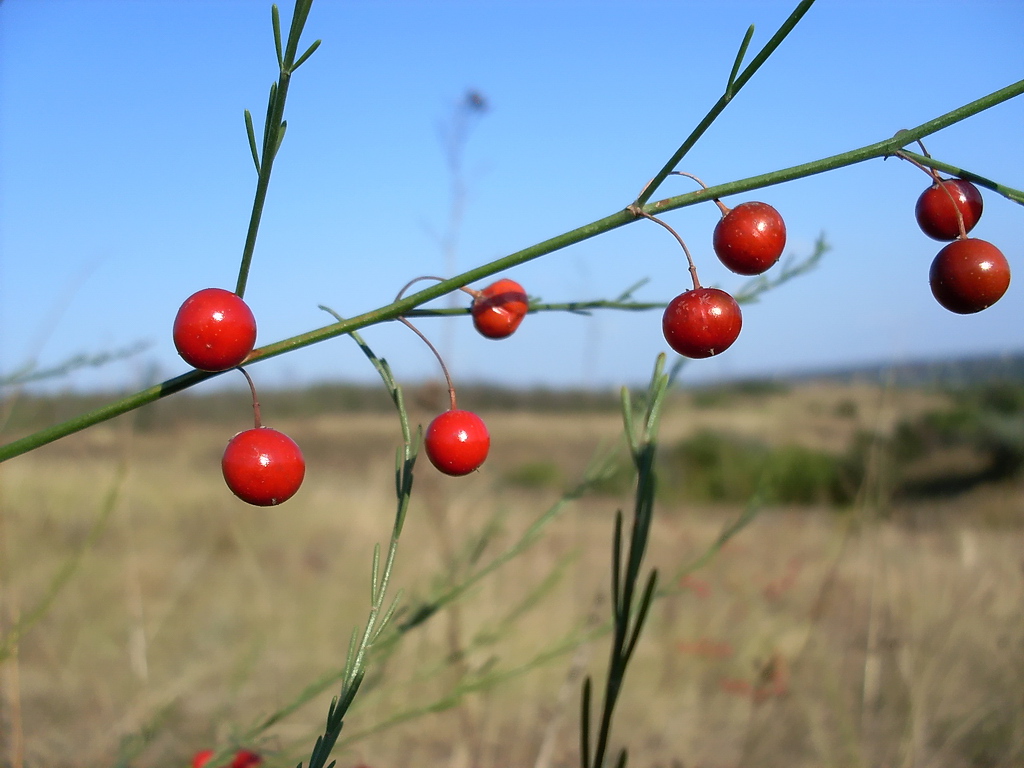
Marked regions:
[235,0,318,297]
[236,78,291,298]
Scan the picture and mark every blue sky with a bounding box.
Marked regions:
[1,0,1022,394]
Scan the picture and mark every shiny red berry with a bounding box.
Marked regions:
[712,201,787,275]
[222,427,305,506]
[929,238,1010,314]
[662,287,742,358]
[174,288,257,371]
[915,178,983,241]
[471,278,529,339]
[424,409,490,476]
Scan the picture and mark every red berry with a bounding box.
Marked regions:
[471,278,529,339]
[192,750,262,768]
[174,288,257,371]
[929,238,1010,314]
[222,427,305,506]
[424,409,490,476]
[915,178,983,241]
[713,201,787,275]
[662,287,742,358]
[231,751,262,768]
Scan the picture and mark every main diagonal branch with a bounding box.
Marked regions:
[1,78,1021,464]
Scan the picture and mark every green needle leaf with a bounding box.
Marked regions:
[581,676,592,768]
[275,120,288,157]
[727,25,756,95]
[262,82,278,157]
[272,4,284,69]
[370,543,381,603]
[619,386,638,458]
[244,109,260,174]
[611,511,624,618]
[292,38,322,71]
[623,570,658,663]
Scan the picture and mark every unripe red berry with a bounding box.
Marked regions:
[713,202,786,275]
[174,288,257,371]
[424,409,490,476]
[929,238,1010,314]
[915,179,983,241]
[471,278,529,339]
[222,427,305,506]
[662,287,743,358]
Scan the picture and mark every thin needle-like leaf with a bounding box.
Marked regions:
[620,387,637,458]
[272,4,284,69]
[292,39,322,71]
[615,278,649,302]
[370,543,381,603]
[726,25,756,95]
[275,120,288,158]
[244,109,261,174]
[581,676,592,768]
[611,511,624,619]
[623,570,658,664]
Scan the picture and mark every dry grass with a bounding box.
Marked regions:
[1,383,1022,768]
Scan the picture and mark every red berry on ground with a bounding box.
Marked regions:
[929,238,1010,314]
[713,201,787,275]
[192,749,262,768]
[471,278,529,339]
[915,178,984,241]
[174,288,257,371]
[424,409,490,476]
[231,750,262,768]
[222,427,305,506]
[662,287,743,359]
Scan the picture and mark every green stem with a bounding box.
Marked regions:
[896,149,1024,205]
[635,0,817,207]
[645,76,1024,214]
[2,79,1020,464]
[235,0,319,297]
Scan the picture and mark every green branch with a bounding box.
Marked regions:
[895,149,1024,205]
[635,0,818,207]
[1,79,1020,464]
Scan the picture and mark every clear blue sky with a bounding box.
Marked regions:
[1,0,1022,393]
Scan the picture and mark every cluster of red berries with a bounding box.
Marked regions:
[174,288,305,506]
[661,199,787,359]
[172,278,530,499]
[914,176,1011,314]
[658,160,1013,360]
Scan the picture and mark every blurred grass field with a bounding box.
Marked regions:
[1,379,1022,767]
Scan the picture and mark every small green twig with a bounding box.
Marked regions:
[635,0,817,207]
[235,0,321,298]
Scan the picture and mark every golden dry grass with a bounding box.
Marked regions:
[1,382,1022,768]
